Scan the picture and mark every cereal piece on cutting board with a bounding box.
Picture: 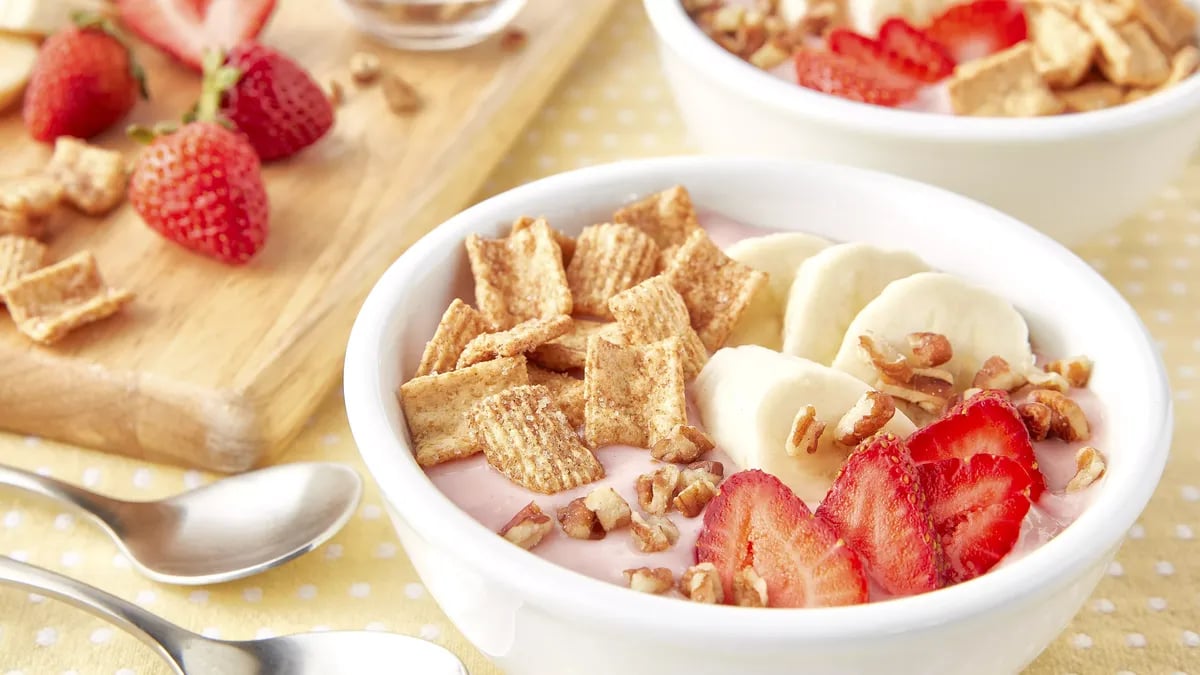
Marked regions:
[399,354,529,467]
[529,318,621,371]
[565,223,659,318]
[45,137,128,216]
[465,217,572,329]
[1080,0,1171,86]
[469,384,604,494]
[457,314,572,368]
[948,43,1067,116]
[1,251,133,345]
[0,235,47,297]
[1030,4,1097,87]
[608,275,708,380]
[663,229,767,351]
[414,298,492,377]
[583,336,687,449]
[612,185,702,250]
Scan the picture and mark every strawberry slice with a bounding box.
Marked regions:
[918,455,1032,583]
[877,18,956,81]
[116,0,278,71]
[924,0,1028,64]
[793,48,921,107]
[907,390,1046,500]
[695,469,868,608]
[815,434,942,597]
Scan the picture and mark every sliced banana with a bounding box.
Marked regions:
[830,272,1035,390]
[694,345,916,504]
[845,0,959,34]
[723,232,830,350]
[782,243,930,365]
[0,33,37,113]
[0,0,102,37]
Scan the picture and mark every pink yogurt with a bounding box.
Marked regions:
[423,214,1105,599]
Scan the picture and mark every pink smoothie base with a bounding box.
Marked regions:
[423,213,1102,602]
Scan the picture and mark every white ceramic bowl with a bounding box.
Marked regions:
[344,157,1171,675]
[643,0,1200,246]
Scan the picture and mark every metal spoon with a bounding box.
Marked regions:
[0,461,362,585]
[0,557,468,675]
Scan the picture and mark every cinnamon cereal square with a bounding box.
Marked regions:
[45,137,128,216]
[0,174,63,219]
[1,251,133,344]
[414,298,492,377]
[608,275,708,380]
[527,363,585,427]
[565,223,660,318]
[529,318,622,371]
[0,235,47,295]
[1030,5,1097,86]
[512,215,577,266]
[1058,80,1128,110]
[457,314,572,368]
[662,229,768,351]
[1080,1,1171,86]
[465,218,572,329]
[947,43,1067,116]
[1131,0,1198,51]
[583,336,687,449]
[612,185,702,249]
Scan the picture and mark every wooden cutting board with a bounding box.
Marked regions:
[0,0,618,472]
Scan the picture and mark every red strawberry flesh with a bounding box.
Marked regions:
[877,18,956,82]
[924,0,1028,64]
[696,469,868,608]
[794,48,921,107]
[907,390,1046,500]
[116,0,277,70]
[815,434,942,597]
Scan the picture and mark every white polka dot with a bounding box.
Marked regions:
[321,433,340,446]
[35,627,56,646]
[404,582,425,599]
[91,628,113,644]
[255,628,276,639]
[1128,523,1145,539]
[1124,282,1145,295]
[1180,366,1197,378]
[112,554,130,569]
[81,468,101,487]
[8,551,28,563]
[1161,186,1182,200]
[27,593,44,604]
[243,587,263,603]
[183,470,204,490]
[1183,630,1199,647]
[1156,560,1176,575]
[561,131,581,147]
[4,670,22,675]
[361,504,382,520]
[1184,485,1200,501]
[639,133,659,147]
[616,109,636,124]
[1145,212,1166,224]
[640,84,662,101]
[419,624,441,640]
[325,544,343,560]
[365,621,387,631]
[1089,258,1107,270]
[523,129,541,143]
[1176,389,1193,401]
[1092,598,1115,613]
[1174,257,1192,269]
[1170,281,1189,295]
[297,584,317,600]
[350,583,371,598]
[1108,560,1124,576]
[131,468,152,489]
[3,511,20,528]
[655,110,675,126]
[1102,234,1122,246]
[536,155,556,170]
[577,106,597,122]
[60,551,81,568]
[1187,233,1200,246]
[1177,524,1194,539]
[1126,633,1147,648]
[135,590,155,605]
[201,627,221,639]
[601,85,620,101]
[600,132,619,148]
[1129,256,1149,269]
[1148,597,1168,611]
[189,590,209,605]
[375,542,397,559]
[1155,310,1174,323]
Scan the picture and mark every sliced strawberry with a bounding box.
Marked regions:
[919,455,1032,583]
[116,0,278,71]
[695,469,868,608]
[877,18,955,81]
[815,434,942,597]
[907,390,1046,500]
[793,48,920,108]
[924,0,1028,64]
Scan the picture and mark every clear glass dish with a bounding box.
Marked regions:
[335,0,529,50]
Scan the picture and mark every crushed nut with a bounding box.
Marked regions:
[350,51,381,84]
[679,562,723,603]
[786,404,826,456]
[1017,401,1053,441]
[876,378,950,415]
[1028,389,1091,441]
[498,502,553,550]
[630,512,679,552]
[1066,446,1106,492]
[732,565,768,607]
[673,479,717,518]
[683,0,719,11]
[583,487,632,532]
[1044,356,1093,388]
[500,28,527,51]
[712,4,746,31]
[651,424,715,463]
[624,567,674,594]
[907,332,953,367]
[557,497,605,540]
[834,391,896,446]
[749,40,789,69]
[327,79,345,106]
[972,355,1028,391]
[681,460,724,489]
[636,464,682,515]
[859,332,913,383]
[1026,368,1071,393]
[382,72,422,115]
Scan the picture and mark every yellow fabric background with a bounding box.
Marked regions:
[2,1,1198,673]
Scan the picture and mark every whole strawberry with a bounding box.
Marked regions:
[23,15,147,143]
[199,44,334,161]
[129,121,269,265]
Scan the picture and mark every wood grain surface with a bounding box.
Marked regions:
[0,0,618,472]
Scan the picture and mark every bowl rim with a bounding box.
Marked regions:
[641,0,1200,143]
[344,156,1172,644]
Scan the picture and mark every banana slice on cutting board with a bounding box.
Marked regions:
[782,243,930,365]
[830,271,1036,390]
[723,232,831,350]
[0,0,103,37]
[0,33,37,113]
[694,345,916,504]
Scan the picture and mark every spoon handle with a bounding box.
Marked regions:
[0,463,123,523]
[0,556,191,673]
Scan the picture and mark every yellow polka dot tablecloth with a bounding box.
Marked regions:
[2,1,1199,673]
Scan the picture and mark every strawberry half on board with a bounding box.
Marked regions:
[695,470,869,608]
[918,454,1033,583]
[924,0,1028,64]
[815,434,943,597]
[907,390,1047,500]
[116,0,278,71]
[793,47,921,107]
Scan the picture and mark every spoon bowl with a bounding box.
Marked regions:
[0,461,362,585]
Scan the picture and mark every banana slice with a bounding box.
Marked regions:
[830,272,1036,390]
[0,0,103,37]
[845,0,959,34]
[723,232,830,350]
[782,243,930,365]
[695,345,916,503]
[0,34,37,113]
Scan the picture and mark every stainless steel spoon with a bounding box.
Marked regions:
[0,461,362,585]
[0,557,468,675]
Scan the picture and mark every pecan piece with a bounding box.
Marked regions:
[349,51,381,84]
[859,333,913,383]
[786,404,825,456]
[681,460,724,489]
[583,487,632,532]
[1025,369,1070,393]
[1017,401,1052,441]
[876,379,950,415]
[673,479,717,518]
[1044,356,1093,388]
[1028,390,1090,442]
[498,502,553,550]
[972,356,1027,391]
[1066,446,1106,492]
[556,498,605,540]
[679,562,723,604]
[651,424,715,463]
[623,567,674,594]
[732,565,768,607]
[907,332,953,367]
[630,512,679,552]
[834,391,896,445]
[636,464,682,515]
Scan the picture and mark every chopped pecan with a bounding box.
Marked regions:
[673,479,717,518]
[972,356,1027,391]
[834,391,895,446]
[859,333,913,383]
[1044,356,1093,388]
[498,502,553,550]
[651,424,715,463]
[381,72,421,115]
[623,567,674,594]
[876,378,950,415]
[556,498,605,540]
[681,460,724,489]
[636,464,682,515]
[1017,401,1052,441]
[1028,390,1090,442]
[349,51,381,84]
[786,404,825,456]
[749,40,790,69]
[732,565,768,607]
[630,513,680,553]
[907,332,953,367]
[499,28,527,52]
[1025,369,1070,393]
[1066,446,1106,492]
[679,562,723,604]
[583,487,632,532]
